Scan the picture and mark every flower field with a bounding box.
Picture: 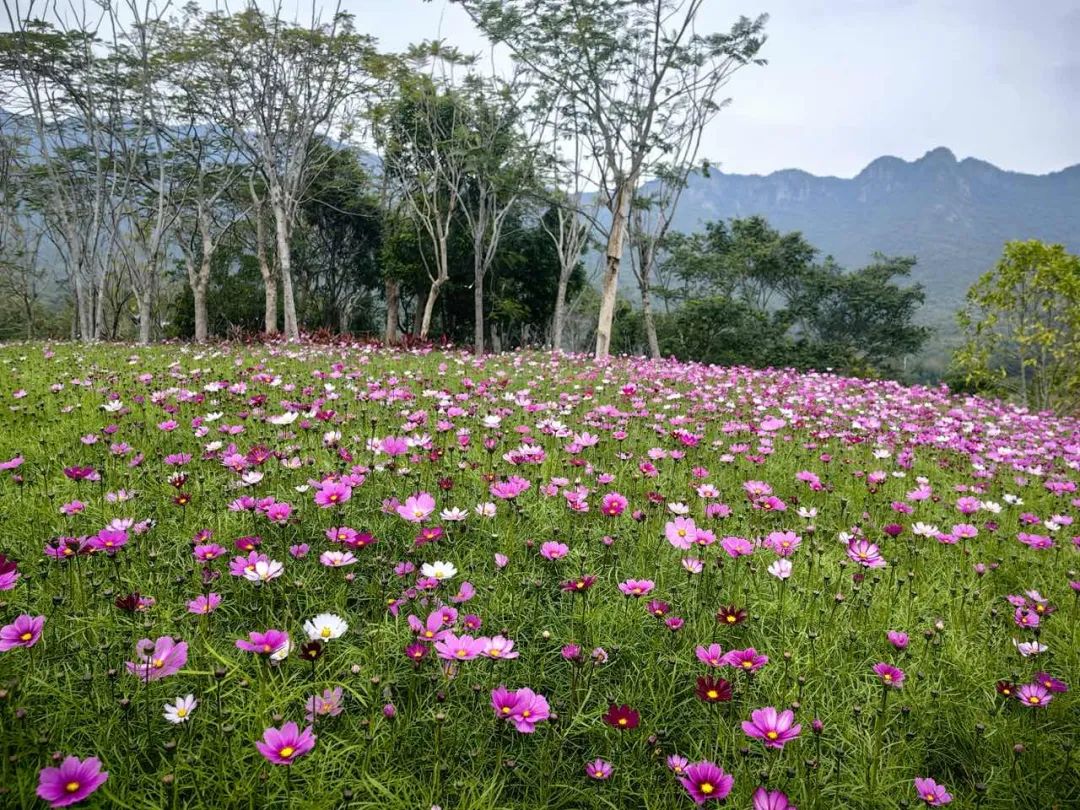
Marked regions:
[0,342,1077,809]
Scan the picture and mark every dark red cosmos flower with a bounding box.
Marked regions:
[561,575,597,594]
[695,676,733,703]
[173,492,192,507]
[115,592,142,612]
[995,680,1017,698]
[716,605,748,626]
[602,704,639,730]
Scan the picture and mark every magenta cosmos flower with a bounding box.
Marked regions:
[585,758,613,780]
[1015,683,1053,708]
[618,579,655,598]
[125,636,187,681]
[36,755,108,808]
[678,760,734,804]
[491,686,550,733]
[742,706,802,749]
[873,662,905,688]
[752,787,795,810]
[724,647,768,673]
[0,614,44,651]
[256,721,316,765]
[914,777,952,806]
[314,481,351,508]
[236,629,290,657]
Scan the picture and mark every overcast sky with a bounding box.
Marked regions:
[323,0,1079,178]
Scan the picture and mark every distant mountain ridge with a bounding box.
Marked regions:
[658,147,1080,331]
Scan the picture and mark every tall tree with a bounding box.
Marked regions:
[191,3,379,340]
[450,0,766,358]
[954,240,1080,413]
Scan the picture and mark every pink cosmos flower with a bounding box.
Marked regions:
[695,644,725,668]
[508,687,550,733]
[236,629,290,657]
[314,481,352,508]
[665,517,697,550]
[742,706,802,749]
[0,614,44,651]
[186,593,221,614]
[873,662,905,688]
[305,687,344,722]
[618,579,655,597]
[255,721,316,765]
[397,492,436,523]
[36,755,109,808]
[914,777,952,806]
[724,648,768,672]
[678,760,734,804]
[752,787,795,810]
[585,758,613,780]
[540,541,569,560]
[125,636,187,681]
[601,491,627,516]
[434,632,485,661]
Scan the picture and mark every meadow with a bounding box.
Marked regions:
[0,341,1076,809]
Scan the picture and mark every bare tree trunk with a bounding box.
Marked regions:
[420,278,444,340]
[641,283,660,359]
[193,280,209,343]
[270,189,299,340]
[552,263,572,352]
[384,277,400,344]
[595,178,634,358]
[413,289,428,338]
[473,257,484,354]
[137,293,152,345]
[94,271,108,341]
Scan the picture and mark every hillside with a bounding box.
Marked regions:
[653,147,1080,334]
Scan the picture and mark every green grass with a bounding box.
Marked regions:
[0,342,1076,809]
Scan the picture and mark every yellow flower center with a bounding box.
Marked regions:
[618,718,627,726]
[65,781,81,793]
[152,658,164,669]
[501,707,511,714]
[924,794,936,802]
[279,746,294,758]
[726,616,736,623]
[321,628,331,638]
[176,708,188,717]
[766,731,779,740]
[20,632,32,641]
[742,661,752,669]
[701,783,714,795]
[489,649,501,657]
[522,710,531,718]
[1028,695,1040,704]
[707,690,718,699]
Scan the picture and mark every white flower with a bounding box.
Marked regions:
[667,502,690,515]
[304,613,348,642]
[421,561,457,581]
[243,559,284,583]
[767,559,793,580]
[204,440,223,453]
[1003,494,1023,505]
[482,415,501,429]
[204,412,223,422]
[102,400,123,413]
[797,507,817,519]
[163,694,197,724]
[1013,639,1047,657]
[872,449,892,459]
[474,502,497,518]
[912,522,940,538]
[241,471,264,487]
[270,637,291,661]
[440,507,468,522]
[268,412,298,426]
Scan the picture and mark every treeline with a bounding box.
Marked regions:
[0,0,772,357]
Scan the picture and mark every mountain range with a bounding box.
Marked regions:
[653,147,1080,339]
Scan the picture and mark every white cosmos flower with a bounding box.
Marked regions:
[797,507,817,519]
[268,412,298,426]
[482,415,501,429]
[243,559,284,583]
[304,613,348,642]
[1013,639,1047,657]
[163,694,197,724]
[102,400,123,413]
[667,502,690,515]
[440,507,468,522]
[1003,494,1023,505]
[241,471,264,486]
[767,559,793,580]
[421,561,457,581]
[204,412,223,422]
[475,502,497,518]
[270,637,291,661]
[912,522,940,537]
[980,500,1002,514]
[204,440,223,453]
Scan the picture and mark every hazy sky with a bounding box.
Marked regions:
[324,0,1080,178]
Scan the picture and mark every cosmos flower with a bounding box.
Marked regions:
[618,579,655,597]
[586,758,613,780]
[236,629,290,659]
[695,676,733,703]
[126,636,187,681]
[305,687,344,721]
[256,722,316,765]
[678,760,734,804]
[0,614,44,651]
[913,777,952,806]
[303,613,348,642]
[1015,683,1053,708]
[36,756,109,808]
[872,662,905,688]
[752,787,796,810]
[742,706,802,749]
[602,704,639,730]
[421,561,457,581]
[163,695,197,724]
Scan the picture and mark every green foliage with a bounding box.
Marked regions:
[168,249,267,338]
[953,239,1080,413]
[655,217,930,376]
